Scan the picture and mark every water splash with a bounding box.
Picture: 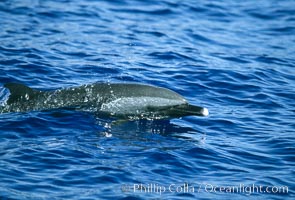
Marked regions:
[0,87,10,107]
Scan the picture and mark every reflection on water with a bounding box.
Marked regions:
[96,117,206,144]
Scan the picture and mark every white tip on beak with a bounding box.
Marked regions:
[202,108,209,116]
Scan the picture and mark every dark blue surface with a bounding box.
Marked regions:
[0,0,294,199]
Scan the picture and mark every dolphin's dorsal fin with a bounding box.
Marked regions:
[4,83,38,104]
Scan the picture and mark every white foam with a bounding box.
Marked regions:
[0,87,10,107]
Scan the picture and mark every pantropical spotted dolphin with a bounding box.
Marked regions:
[0,83,209,119]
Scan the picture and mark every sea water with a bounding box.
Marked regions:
[0,0,294,199]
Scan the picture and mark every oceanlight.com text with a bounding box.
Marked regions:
[121,183,288,196]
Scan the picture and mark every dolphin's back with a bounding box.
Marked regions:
[102,83,186,101]
[1,83,45,113]
[4,83,40,104]
[1,83,186,112]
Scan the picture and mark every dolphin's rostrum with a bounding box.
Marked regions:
[0,82,209,119]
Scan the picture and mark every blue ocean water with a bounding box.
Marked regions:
[0,0,294,199]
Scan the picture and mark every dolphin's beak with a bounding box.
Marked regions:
[170,104,209,117]
[186,104,209,117]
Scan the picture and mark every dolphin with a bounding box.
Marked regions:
[0,82,209,119]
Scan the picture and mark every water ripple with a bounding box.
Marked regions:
[0,0,294,199]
